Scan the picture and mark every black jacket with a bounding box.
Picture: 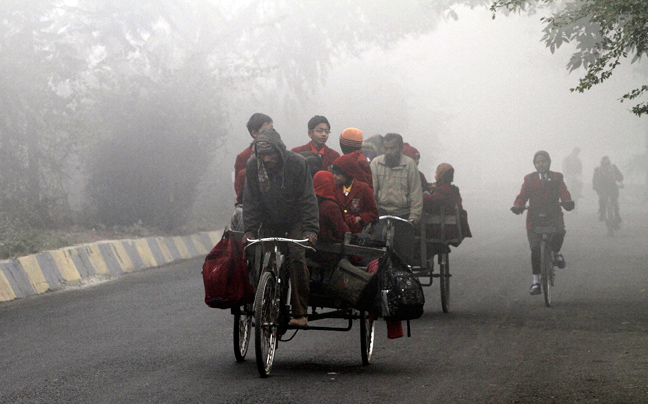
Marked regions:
[242,130,319,236]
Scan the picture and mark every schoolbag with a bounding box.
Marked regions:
[202,230,255,309]
[377,248,425,321]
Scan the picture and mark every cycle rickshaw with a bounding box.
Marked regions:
[373,203,464,313]
[230,231,387,377]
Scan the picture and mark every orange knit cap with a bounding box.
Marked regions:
[340,127,363,148]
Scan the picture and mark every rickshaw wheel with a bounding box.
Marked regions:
[233,303,253,362]
[360,311,375,366]
[255,271,278,377]
[439,252,450,313]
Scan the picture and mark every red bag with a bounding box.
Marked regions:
[202,231,254,309]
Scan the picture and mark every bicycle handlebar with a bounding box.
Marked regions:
[244,237,316,251]
[516,201,574,211]
[378,215,413,224]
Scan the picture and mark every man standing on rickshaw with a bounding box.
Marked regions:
[242,128,319,328]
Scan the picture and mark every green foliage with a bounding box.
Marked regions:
[491,0,648,116]
[0,213,44,259]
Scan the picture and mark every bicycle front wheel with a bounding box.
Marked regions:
[540,241,552,307]
[255,271,279,377]
[439,252,450,313]
[233,303,252,362]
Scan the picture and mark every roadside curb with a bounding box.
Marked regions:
[0,231,221,303]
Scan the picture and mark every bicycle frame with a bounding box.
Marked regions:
[523,206,562,307]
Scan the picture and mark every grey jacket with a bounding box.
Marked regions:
[242,130,319,236]
[370,153,423,221]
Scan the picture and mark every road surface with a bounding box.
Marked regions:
[1,189,646,403]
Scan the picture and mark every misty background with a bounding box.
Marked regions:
[1,1,646,257]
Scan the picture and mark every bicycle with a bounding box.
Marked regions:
[243,236,379,377]
[376,209,461,313]
[520,203,571,307]
[244,237,313,377]
[600,194,619,237]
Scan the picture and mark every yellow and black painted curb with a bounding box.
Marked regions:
[0,231,221,303]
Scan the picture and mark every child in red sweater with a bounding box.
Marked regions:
[330,154,379,234]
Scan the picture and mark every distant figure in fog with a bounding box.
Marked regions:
[402,143,430,192]
[562,147,583,200]
[362,134,384,162]
[593,156,624,224]
[511,151,574,296]
[423,163,472,252]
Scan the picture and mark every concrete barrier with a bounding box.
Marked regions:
[0,231,221,303]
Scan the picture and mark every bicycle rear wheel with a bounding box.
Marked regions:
[233,303,252,362]
[605,197,615,236]
[360,311,375,366]
[255,271,279,377]
[540,241,552,307]
[439,252,450,313]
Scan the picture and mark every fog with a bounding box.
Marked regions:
[2,2,646,237]
[225,5,647,200]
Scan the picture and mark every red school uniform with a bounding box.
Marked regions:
[334,180,379,234]
[350,150,373,188]
[292,142,340,172]
[514,171,572,230]
[234,146,252,180]
[313,171,350,242]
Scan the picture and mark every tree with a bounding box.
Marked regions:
[490,0,648,116]
[2,0,492,232]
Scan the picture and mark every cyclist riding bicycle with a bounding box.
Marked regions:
[511,151,575,295]
[592,156,624,225]
[242,128,319,328]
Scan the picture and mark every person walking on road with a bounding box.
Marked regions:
[562,146,583,201]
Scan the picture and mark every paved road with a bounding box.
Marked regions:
[1,192,646,403]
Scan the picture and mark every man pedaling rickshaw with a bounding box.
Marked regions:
[242,127,319,328]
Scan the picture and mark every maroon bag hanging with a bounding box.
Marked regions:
[202,231,255,309]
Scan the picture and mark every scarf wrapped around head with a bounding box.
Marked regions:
[435,163,454,184]
[255,141,274,194]
[252,128,287,194]
[313,170,336,200]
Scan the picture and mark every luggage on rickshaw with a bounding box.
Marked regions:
[376,248,425,321]
[202,230,255,309]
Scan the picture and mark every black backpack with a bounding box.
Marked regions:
[377,248,425,321]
